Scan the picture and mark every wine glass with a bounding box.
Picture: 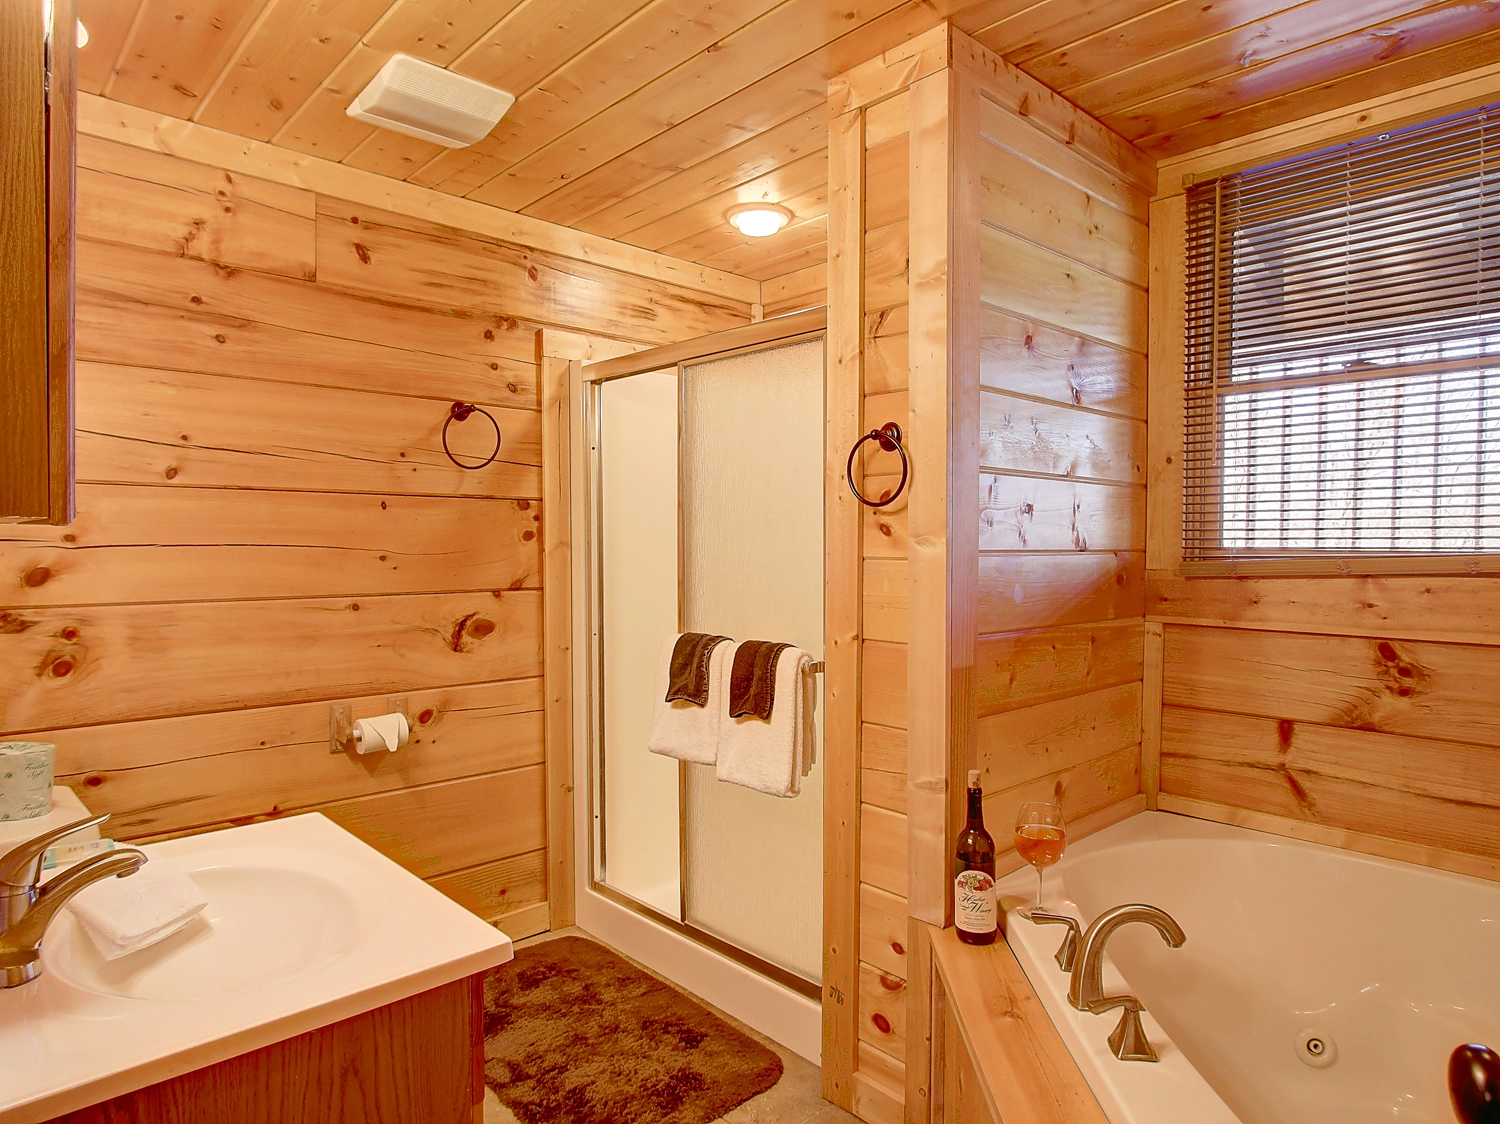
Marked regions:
[1014,801,1067,915]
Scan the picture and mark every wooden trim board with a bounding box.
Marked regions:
[540,353,574,932]
[823,101,865,1113]
[1141,622,1164,811]
[76,93,760,305]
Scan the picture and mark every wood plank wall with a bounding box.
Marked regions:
[764,262,829,318]
[963,42,1154,872]
[0,135,748,934]
[828,29,1154,1124]
[1147,72,1500,881]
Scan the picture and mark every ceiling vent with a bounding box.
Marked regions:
[346,55,514,148]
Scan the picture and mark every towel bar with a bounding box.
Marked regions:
[807,661,824,674]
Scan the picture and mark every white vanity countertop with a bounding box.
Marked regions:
[0,813,514,1123]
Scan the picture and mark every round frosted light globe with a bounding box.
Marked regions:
[727,204,791,238]
[76,19,88,47]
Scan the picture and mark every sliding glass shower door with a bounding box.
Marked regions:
[587,335,825,989]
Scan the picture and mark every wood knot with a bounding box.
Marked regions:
[417,708,436,725]
[522,529,535,542]
[871,1013,892,1035]
[891,941,905,956]
[469,618,495,639]
[22,566,51,588]
[353,242,371,265]
[878,974,904,992]
[0,612,35,634]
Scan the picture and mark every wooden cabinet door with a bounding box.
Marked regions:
[1,0,75,525]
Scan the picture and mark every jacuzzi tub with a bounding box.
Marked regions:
[996,811,1500,1124]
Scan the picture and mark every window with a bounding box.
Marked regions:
[1182,104,1500,567]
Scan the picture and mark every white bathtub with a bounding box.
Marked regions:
[996,811,1500,1124]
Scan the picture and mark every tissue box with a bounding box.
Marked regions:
[0,742,56,821]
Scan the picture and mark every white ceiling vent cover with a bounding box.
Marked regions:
[346,55,514,148]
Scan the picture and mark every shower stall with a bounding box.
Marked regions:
[568,311,827,1059]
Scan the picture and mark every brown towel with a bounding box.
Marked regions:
[665,633,731,707]
[729,641,792,721]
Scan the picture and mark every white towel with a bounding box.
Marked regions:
[717,644,814,798]
[67,858,208,961]
[647,635,732,765]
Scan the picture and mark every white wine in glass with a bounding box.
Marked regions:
[1013,801,1066,915]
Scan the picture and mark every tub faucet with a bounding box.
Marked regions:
[0,814,148,987]
[1069,902,1186,1011]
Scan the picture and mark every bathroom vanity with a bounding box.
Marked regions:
[42,974,484,1123]
[0,814,512,1124]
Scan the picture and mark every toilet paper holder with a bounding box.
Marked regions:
[330,698,411,755]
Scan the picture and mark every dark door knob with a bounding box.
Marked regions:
[1451,1044,1500,1124]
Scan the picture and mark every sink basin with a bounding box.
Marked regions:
[44,863,361,1001]
[1,813,513,1124]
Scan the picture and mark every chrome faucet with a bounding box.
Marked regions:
[0,814,148,987]
[1069,903,1186,1011]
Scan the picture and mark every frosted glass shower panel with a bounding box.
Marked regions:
[682,338,825,983]
[598,370,681,919]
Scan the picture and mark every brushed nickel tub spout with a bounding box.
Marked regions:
[1069,902,1186,1011]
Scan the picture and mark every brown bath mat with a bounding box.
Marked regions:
[483,936,784,1124]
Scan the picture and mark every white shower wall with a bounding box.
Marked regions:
[597,370,681,919]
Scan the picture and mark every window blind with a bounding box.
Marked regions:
[1183,104,1500,563]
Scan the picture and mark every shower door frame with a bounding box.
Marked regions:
[574,309,828,1002]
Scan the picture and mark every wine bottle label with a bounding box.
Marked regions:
[954,869,997,934]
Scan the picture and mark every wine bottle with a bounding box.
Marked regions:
[954,769,997,945]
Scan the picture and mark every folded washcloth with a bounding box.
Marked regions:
[67,857,208,960]
[648,633,733,765]
[728,640,792,720]
[717,643,814,798]
[665,632,732,706]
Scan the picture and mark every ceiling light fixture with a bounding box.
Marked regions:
[76,19,88,47]
[727,203,792,238]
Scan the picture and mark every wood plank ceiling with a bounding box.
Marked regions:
[77,0,1500,290]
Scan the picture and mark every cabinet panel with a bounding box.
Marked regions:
[1,0,75,524]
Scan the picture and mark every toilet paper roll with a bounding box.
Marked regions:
[352,713,409,755]
[0,742,57,822]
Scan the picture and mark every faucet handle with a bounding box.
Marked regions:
[0,813,111,891]
[1029,910,1082,972]
[1088,994,1158,1063]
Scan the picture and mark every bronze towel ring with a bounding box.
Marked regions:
[846,421,909,508]
[442,401,502,470]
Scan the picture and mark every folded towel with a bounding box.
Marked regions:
[67,857,208,961]
[717,644,814,798]
[648,633,733,765]
[665,632,732,706]
[729,640,792,720]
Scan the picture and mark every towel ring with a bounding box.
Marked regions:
[442,401,502,470]
[846,422,909,509]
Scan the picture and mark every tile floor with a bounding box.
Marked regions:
[483,927,859,1124]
